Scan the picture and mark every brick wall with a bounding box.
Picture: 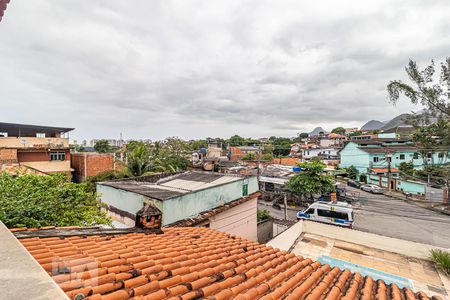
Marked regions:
[71,153,115,182]
[0,148,18,163]
[17,151,48,162]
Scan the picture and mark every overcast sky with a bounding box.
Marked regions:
[1,1,449,141]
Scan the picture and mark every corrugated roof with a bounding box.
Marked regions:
[99,171,247,200]
[0,122,74,136]
[14,226,439,300]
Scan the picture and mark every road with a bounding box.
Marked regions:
[259,188,450,248]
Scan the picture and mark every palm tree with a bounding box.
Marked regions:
[126,145,154,176]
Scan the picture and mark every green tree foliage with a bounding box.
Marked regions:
[94,139,111,153]
[346,165,359,180]
[242,152,256,161]
[331,127,346,135]
[229,135,245,146]
[348,131,363,137]
[257,209,270,222]
[126,144,154,176]
[261,153,273,161]
[84,170,129,193]
[399,162,414,176]
[359,174,367,183]
[388,58,450,118]
[299,132,309,139]
[188,139,207,151]
[285,161,335,201]
[272,137,292,157]
[124,138,191,176]
[0,173,111,228]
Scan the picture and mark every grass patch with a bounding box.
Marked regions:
[430,249,450,276]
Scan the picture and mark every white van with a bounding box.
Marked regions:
[297,201,354,228]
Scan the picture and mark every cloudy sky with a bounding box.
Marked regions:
[1,1,449,141]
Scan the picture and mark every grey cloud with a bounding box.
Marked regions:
[0,0,449,140]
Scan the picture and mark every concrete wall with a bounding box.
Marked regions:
[0,137,69,148]
[257,219,273,243]
[97,185,162,223]
[161,177,259,225]
[210,197,257,241]
[0,222,68,300]
[267,220,303,251]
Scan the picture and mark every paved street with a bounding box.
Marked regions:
[259,188,450,248]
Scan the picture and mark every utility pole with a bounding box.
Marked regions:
[386,152,392,194]
[283,194,288,220]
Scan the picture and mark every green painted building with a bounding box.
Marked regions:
[339,139,449,174]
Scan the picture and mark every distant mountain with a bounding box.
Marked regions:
[360,120,385,131]
[308,127,328,136]
[381,113,410,130]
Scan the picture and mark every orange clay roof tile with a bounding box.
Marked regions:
[15,227,441,300]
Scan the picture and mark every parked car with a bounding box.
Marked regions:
[347,179,361,188]
[360,184,384,194]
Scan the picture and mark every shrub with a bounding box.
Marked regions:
[430,249,450,275]
[0,173,111,228]
[257,209,270,222]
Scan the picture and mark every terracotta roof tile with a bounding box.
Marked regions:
[16,227,440,300]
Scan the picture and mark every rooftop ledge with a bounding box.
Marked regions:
[0,221,68,300]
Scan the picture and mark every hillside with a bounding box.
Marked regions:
[361,120,385,131]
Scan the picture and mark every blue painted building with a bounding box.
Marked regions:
[339,139,449,174]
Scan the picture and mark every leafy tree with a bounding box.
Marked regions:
[189,139,207,151]
[94,139,111,153]
[285,161,335,201]
[229,135,245,146]
[348,131,363,137]
[261,153,273,161]
[0,173,111,228]
[242,152,256,161]
[331,127,346,135]
[388,59,450,167]
[272,137,292,157]
[359,174,367,183]
[299,132,309,139]
[84,170,128,193]
[126,144,158,176]
[399,161,414,176]
[257,209,270,222]
[346,165,359,180]
[388,58,450,118]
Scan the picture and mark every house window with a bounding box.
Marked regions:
[438,152,445,158]
[242,184,248,196]
[399,154,405,160]
[373,157,379,163]
[50,151,66,161]
[386,157,392,162]
[427,152,432,158]
[0,132,8,137]
[36,133,46,138]
[413,152,419,159]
